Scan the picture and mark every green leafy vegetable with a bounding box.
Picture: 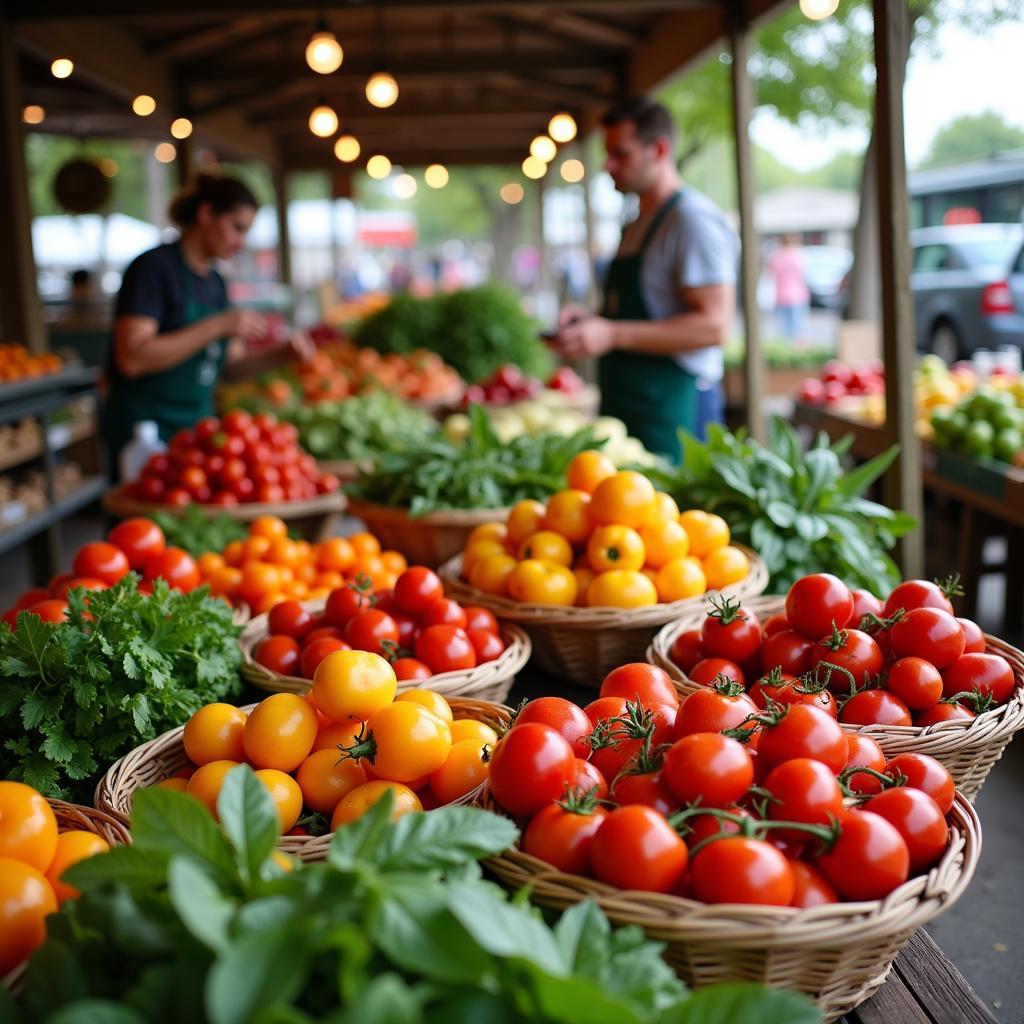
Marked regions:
[0,576,242,801]
[151,507,248,558]
[11,768,819,1024]
[349,405,601,515]
[647,417,916,595]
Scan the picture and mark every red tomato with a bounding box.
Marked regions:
[570,758,608,801]
[757,703,847,775]
[760,630,815,676]
[662,733,753,807]
[344,610,400,656]
[488,723,577,816]
[257,484,286,504]
[268,600,314,640]
[324,584,373,627]
[303,626,344,647]
[847,588,883,626]
[26,598,69,623]
[786,574,853,640]
[688,658,745,689]
[839,689,912,727]
[393,567,444,615]
[522,802,608,875]
[463,606,499,634]
[222,410,253,436]
[764,758,844,834]
[137,476,166,502]
[682,806,750,848]
[391,612,420,650]
[107,518,166,571]
[180,466,208,496]
[700,600,762,664]
[73,542,130,585]
[883,753,954,814]
[749,670,837,718]
[957,618,986,654]
[53,577,108,599]
[586,700,675,782]
[941,652,1015,705]
[599,663,679,710]
[298,637,349,679]
[415,625,477,674]
[515,697,592,759]
[210,491,239,507]
[789,860,839,907]
[691,837,794,906]
[15,588,50,610]
[762,613,790,637]
[669,629,704,672]
[890,608,965,668]
[610,770,679,816]
[883,579,954,618]
[590,806,688,893]
[811,628,883,690]
[886,657,943,710]
[467,628,505,663]
[164,487,192,507]
[672,684,758,739]
[815,809,909,900]
[843,734,887,795]
[914,701,975,726]
[420,598,467,629]
[255,635,301,675]
[392,657,432,682]
[143,547,200,592]
[866,788,949,873]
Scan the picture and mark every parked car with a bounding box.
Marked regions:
[803,245,854,309]
[911,223,1024,362]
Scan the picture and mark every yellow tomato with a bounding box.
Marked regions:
[313,650,397,723]
[679,510,730,558]
[155,777,189,793]
[331,780,422,829]
[250,515,288,541]
[295,749,367,814]
[46,832,107,902]
[572,565,595,606]
[462,538,507,577]
[183,703,247,766]
[507,559,577,606]
[638,519,690,568]
[517,530,574,567]
[242,693,318,772]
[566,450,616,494]
[586,570,658,608]
[396,689,454,722]
[653,492,681,522]
[468,522,507,546]
[197,552,225,576]
[542,489,593,546]
[186,760,240,818]
[469,552,518,596]
[703,545,750,590]
[589,471,657,528]
[253,768,303,833]
[506,500,547,546]
[449,719,499,745]
[429,739,490,805]
[655,556,707,602]
[586,525,646,573]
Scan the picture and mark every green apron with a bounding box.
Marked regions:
[598,190,696,463]
[105,244,229,471]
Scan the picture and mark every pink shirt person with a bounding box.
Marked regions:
[768,241,810,307]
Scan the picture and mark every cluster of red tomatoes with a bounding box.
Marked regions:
[671,574,1016,727]
[126,411,340,506]
[1,518,199,625]
[254,566,508,681]
[487,662,957,905]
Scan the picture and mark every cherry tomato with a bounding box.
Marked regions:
[941,652,1015,705]
[420,598,467,630]
[467,628,505,663]
[914,701,976,726]
[587,700,675,782]
[700,601,762,664]
[610,770,679,816]
[243,693,318,772]
[762,613,790,637]
[73,541,130,585]
[749,671,837,718]
[764,758,844,834]
[395,690,453,722]
[26,599,69,623]
[788,860,839,907]
[569,758,608,801]
[488,723,577,817]
[760,630,815,676]
[523,802,608,875]
[303,625,344,647]
[463,606,499,634]
[886,656,943,710]
[840,689,912,727]
[514,697,593,759]
[46,830,109,903]
[299,637,349,679]
[662,733,753,807]
[345,701,452,783]
[590,806,688,893]
[107,518,166,571]
[599,663,679,710]
[812,628,883,689]
[957,618,986,654]
[0,781,58,872]
[312,649,397,722]
[415,625,477,674]
[691,837,795,906]
[393,567,444,614]
[884,753,955,814]
[183,703,247,765]
[843,734,887,795]
[344,609,400,656]
[682,806,750,848]
[331,780,421,828]
[883,579,954,618]
[786,573,853,640]
[392,657,433,682]
[890,608,965,668]
[143,547,201,592]
[669,629,704,672]
[429,739,490,804]
[848,588,883,626]
[254,635,301,676]
[815,809,909,900]
[688,658,745,688]
[866,787,949,873]
[164,487,192,507]
[324,583,373,627]
[757,703,847,775]
[672,684,758,739]
[0,858,57,973]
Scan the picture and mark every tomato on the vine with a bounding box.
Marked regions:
[883,579,954,618]
[672,682,758,739]
[815,809,909,900]
[941,652,1015,704]
[812,627,883,688]
[889,608,965,668]
[488,723,577,817]
[662,733,753,807]
[688,658,745,689]
[599,663,679,710]
[324,583,374,627]
[884,753,955,814]
[344,609,400,656]
[523,800,608,875]
[610,770,679,817]
[514,697,593,759]
[843,734,887,796]
[914,701,975,726]
[756,703,847,775]
[749,670,837,718]
[570,758,608,801]
[700,599,762,664]
[763,758,844,834]
[760,630,815,677]
[839,690,912,727]
[847,588,883,626]
[786,574,853,640]
[865,787,948,873]
[590,806,688,893]
[691,837,794,906]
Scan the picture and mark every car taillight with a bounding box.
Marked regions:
[981,281,1015,315]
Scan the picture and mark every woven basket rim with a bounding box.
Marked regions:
[103,484,347,521]
[648,594,1024,744]
[48,797,132,846]
[438,546,769,629]
[238,597,531,696]
[481,787,980,948]
[345,496,510,527]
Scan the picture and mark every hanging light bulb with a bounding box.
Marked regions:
[305,26,343,74]
[99,158,118,177]
[50,58,73,79]
[334,134,361,163]
[393,173,417,199]
[500,183,524,205]
[799,0,840,18]
[170,117,193,140]
[22,105,45,125]
[522,155,547,180]
[424,164,449,189]
[366,154,392,179]
[154,142,177,163]
[560,158,584,184]
[132,94,156,116]
[530,135,557,163]
[308,103,339,138]
[548,112,577,143]
[365,70,399,108]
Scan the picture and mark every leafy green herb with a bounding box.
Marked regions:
[9,766,819,1024]
[647,417,916,595]
[151,507,248,558]
[724,339,834,371]
[349,405,601,515]
[0,576,242,801]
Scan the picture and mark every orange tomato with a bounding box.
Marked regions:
[317,570,345,591]
[312,649,397,722]
[352,555,388,588]
[330,780,421,829]
[0,858,57,973]
[506,500,546,547]
[348,532,381,559]
[467,522,507,546]
[0,781,58,873]
[296,562,318,586]
[586,525,646,573]
[566,450,616,494]
[208,566,242,596]
[241,535,273,562]
[652,492,681,522]
[253,768,303,833]
[703,545,750,590]
[185,760,240,818]
[542,490,593,546]
[242,693,318,772]
[589,471,657,529]
[517,530,573,568]
[296,749,367,813]
[586,570,658,608]
[449,719,499,745]
[45,831,109,903]
[317,537,356,574]
[679,510,730,558]
[252,590,287,616]
[468,552,518,596]
[655,556,707,602]
[197,552,226,575]
[638,519,690,569]
[429,739,489,805]
[183,703,248,765]
[572,565,595,605]
[240,561,282,603]
[463,538,507,577]
[267,538,302,567]
[395,689,453,722]
[222,540,245,567]
[155,777,189,792]
[507,560,577,606]
[352,702,452,782]
[312,718,365,753]
[380,551,407,574]
[250,516,288,541]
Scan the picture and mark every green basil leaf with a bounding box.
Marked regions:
[507,963,646,1024]
[338,974,422,1024]
[216,764,279,884]
[765,501,797,528]
[63,844,170,892]
[328,788,395,870]
[801,448,840,509]
[711,456,757,499]
[835,445,900,497]
[168,856,234,954]
[47,1001,148,1024]
[794,513,829,542]
[661,982,819,1024]
[377,806,519,873]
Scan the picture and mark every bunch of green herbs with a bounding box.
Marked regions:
[151,506,248,558]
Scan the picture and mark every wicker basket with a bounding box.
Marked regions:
[438,546,769,686]
[94,697,512,863]
[480,787,980,1022]
[238,598,530,704]
[649,595,1024,801]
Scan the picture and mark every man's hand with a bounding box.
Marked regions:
[223,308,268,340]
[556,315,617,358]
[558,303,591,329]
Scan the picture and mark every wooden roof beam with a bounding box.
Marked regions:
[153,13,299,61]
[500,7,642,50]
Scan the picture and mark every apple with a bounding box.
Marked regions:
[798,378,826,405]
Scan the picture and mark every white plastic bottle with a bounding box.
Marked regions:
[119,420,166,483]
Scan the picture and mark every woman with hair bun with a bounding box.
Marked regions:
[105,173,310,469]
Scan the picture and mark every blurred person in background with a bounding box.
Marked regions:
[767,233,810,345]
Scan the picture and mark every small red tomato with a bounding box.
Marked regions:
[786,573,853,640]
[866,787,949,873]
[760,630,815,677]
[392,657,432,682]
[848,588,883,626]
[886,657,943,710]
[670,629,704,671]
[467,628,505,663]
[143,547,201,592]
[522,802,608,875]
[890,608,965,669]
[344,609,400,656]
[815,809,909,901]
[757,703,847,775]
[303,626,344,647]
[883,579,954,618]
[599,663,679,709]
[914,701,975,726]
[941,652,1016,705]
[414,624,477,674]
[267,600,314,640]
[107,518,166,571]
[956,618,986,654]
[324,584,373,627]
[255,634,301,675]
[610,770,679,817]
[839,689,912,727]
[299,637,349,679]
[691,837,794,906]
[73,542,131,585]
[26,598,70,623]
[764,757,845,834]
[672,683,758,739]
[420,598,467,629]
[788,860,839,907]
[700,600,762,664]
[569,758,608,801]
[811,627,883,689]
[883,753,954,814]
[488,723,577,817]
[688,658,745,689]
[843,733,887,796]
[463,606,499,634]
[662,732,754,807]
[590,806,688,894]
[393,566,444,615]
[515,697,593,759]
[763,613,790,637]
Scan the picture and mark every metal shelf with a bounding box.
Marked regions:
[0,475,106,557]
[0,366,100,427]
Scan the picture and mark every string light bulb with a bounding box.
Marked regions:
[548,112,577,143]
[334,134,361,162]
[560,158,584,184]
[154,142,177,163]
[308,103,339,138]
[424,164,449,189]
[393,173,417,199]
[305,28,343,74]
[133,95,156,116]
[50,58,73,79]
[530,135,557,163]
[170,117,193,139]
[22,105,45,125]
[500,182,524,205]
[799,0,840,18]
[522,155,547,180]
[365,70,399,108]
[366,154,392,179]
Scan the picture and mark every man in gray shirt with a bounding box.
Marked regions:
[553,97,738,459]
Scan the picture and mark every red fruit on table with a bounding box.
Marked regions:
[785,573,853,641]
[467,628,505,663]
[865,787,948,873]
[941,652,1015,705]
[393,567,444,614]
[73,542,131,586]
[957,618,986,654]
[107,518,166,571]
[889,608,965,668]
[843,734,887,795]
[798,378,826,405]
[672,683,758,739]
[884,753,955,814]
[886,657,943,710]
[688,657,746,688]
[700,600,762,664]
[600,662,679,709]
[514,697,592,759]
[670,629,705,671]
[522,801,607,875]
[590,805,688,894]
[839,689,912,727]
[815,809,909,901]
[414,624,477,674]
[760,630,815,676]
[662,732,754,807]
[883,579,955,618]
[143,547,200,592]
[299,637,349,679]
[757,703,848,775]
[488,722,576,817]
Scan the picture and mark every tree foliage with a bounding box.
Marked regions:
[919,110,1024,168]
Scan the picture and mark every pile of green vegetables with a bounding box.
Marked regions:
[0,577,241,801]
[724,340,834,372]
[152,506,248,558]
[352,284,553,384]
[349,405,600,516]
[648,418,916,595]
[4,767,818,1024]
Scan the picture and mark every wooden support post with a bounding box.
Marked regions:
[872,0,924,577]
[0,17,45,350]
[536,174,551,316]
[579,140,599,308]
[729,11,764,442]
[272,160,293,289]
